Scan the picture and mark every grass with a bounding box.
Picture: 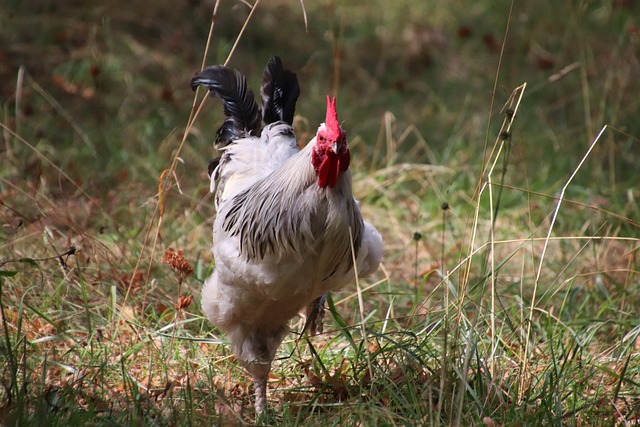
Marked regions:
[1,0,640,425]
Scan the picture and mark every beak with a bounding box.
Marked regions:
[330,142,339,154]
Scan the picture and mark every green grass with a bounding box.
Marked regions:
[1,0,640,425]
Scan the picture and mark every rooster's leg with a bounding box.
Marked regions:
[304,293,329,336]
[253,374,268,414]
[245,361,271,415]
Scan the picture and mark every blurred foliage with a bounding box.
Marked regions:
[1,0,638,244]
[1,1,639,424]
[2,0,639,174]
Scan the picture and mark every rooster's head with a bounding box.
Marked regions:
[311,96,350,188]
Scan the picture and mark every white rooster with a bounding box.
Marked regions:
[193,57,383,414]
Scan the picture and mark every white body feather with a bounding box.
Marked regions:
[201,123,383,367]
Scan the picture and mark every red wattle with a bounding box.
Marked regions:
[327,155,340,188]
[313,148,350,188]
[316,154,339,188]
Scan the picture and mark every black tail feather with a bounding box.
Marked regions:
[191,66,262,147]
[260,56,301,126]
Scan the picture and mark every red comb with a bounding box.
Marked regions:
[324,96,341,140]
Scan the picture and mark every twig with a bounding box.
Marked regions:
[348,226,372,380]
[0,246,77,270]
[520,125,608,405]
[454,2,514,422]
[486,83,526,375]
[224,0,262,66]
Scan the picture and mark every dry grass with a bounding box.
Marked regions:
[2,0,640,425]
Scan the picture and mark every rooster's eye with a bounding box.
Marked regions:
[318,136,325,143]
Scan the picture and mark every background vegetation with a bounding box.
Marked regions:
[1,0,639,425]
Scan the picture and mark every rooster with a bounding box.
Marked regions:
[192,57,383,414]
